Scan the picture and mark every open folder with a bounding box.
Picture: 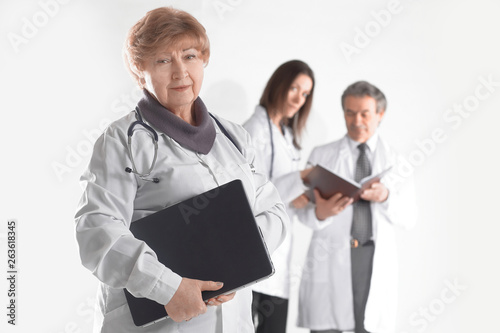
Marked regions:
[304,164,392,202]
[124,179,275,327]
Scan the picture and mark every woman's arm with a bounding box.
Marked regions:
[74,125,182,307]
[237,124,289,254]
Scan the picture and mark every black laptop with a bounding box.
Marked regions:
[124,179,275,327]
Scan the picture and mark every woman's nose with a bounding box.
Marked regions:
[291,91,301,103]
[172,61,188,80]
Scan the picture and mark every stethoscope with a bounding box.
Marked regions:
[124,107,245,184]
[124,107,160,183]
[266,111,300,179]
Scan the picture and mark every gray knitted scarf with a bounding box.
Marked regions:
[137,89,216,154]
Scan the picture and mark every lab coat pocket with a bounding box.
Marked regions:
[236,163,256,205]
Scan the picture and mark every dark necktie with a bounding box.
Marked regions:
[351,143,372,245]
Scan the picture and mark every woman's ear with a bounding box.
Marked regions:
[134,67,146,88]
[138,75,146,88]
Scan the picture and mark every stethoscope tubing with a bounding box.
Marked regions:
[125,107,160,183]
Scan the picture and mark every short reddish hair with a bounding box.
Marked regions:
[123,7,210,86]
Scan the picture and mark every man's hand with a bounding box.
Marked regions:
[314,189,353,220]
[164,278,227,322]
[360,182,389,202]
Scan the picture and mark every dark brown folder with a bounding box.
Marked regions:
[304,164,392,202]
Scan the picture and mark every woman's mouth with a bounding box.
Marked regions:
[171,85,190,92]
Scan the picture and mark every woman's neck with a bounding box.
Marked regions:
[170,105,197,126]
[269,113,284,135]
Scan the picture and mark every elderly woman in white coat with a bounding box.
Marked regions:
[74,7,288,333]
[243,60,314,333]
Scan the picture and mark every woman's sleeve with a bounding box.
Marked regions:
[74,127,181,306]
[244,120,306,206]
[240,130,289,254]
[271,171,307,205]
[295,202,335,230]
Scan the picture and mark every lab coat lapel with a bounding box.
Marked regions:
[335,136,354,179]
[371,134,386,175]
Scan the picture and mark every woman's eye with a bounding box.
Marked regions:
[290,87,297,92]
[157,59,171,64]
[185,54,197,60]
[302,92,309,98]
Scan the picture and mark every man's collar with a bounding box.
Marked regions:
[346,132,379,152]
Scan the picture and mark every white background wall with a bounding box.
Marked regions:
[1,0,499,332]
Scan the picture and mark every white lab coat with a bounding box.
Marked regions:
[297,134,417,333]
[243,106,307,299]
[75,111,288,333]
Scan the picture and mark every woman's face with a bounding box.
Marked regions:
[139,38,205,116]
[283,73,313,119]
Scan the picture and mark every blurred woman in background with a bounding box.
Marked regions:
[243,60,315,333]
